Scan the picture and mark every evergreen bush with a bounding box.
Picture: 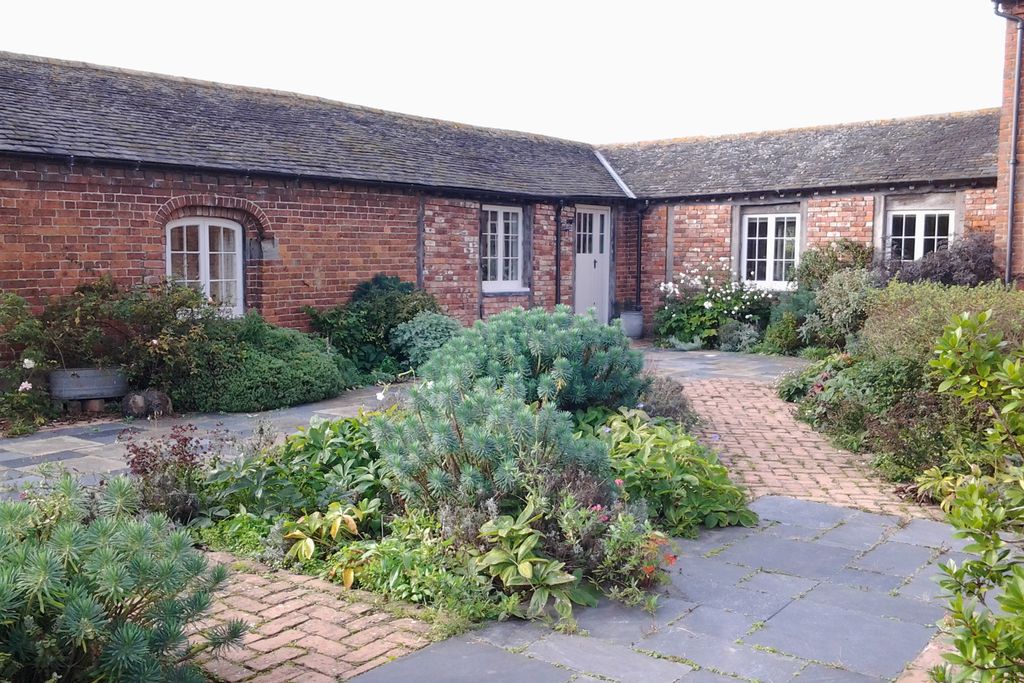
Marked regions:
[420,306,647,412]
[390,311,462,368]
[0,474,245,681]
[800,268,878,348]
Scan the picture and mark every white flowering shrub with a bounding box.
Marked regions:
[654,259,772,348]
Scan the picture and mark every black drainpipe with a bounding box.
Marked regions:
[996,1,1023,284]
[554,201,563,304]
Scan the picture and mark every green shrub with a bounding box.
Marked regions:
[202,413,391,522]
[770,287,818,326]
[717,319,761,353]
[800,268,878,348]
[421,306,647,412]
[638,374,698,429]
[308,275,440,373]
[580,408,756,537]
[199,510,273,556]
[760,311,802,355]
[794,238,874,290]
[923,311,1024,680]
[370,378,609,511]
[861,281,1024,363]
[390,311,462,368]
[797,356,925,451]
[169,313,356,413]
[655,262,772,347]
[775,355,850,403]
[0,474,245,681]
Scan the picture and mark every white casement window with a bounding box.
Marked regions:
[741,213,800,288]
[481,205,526,292]
[887,210,953,262]
[165,218,245,316]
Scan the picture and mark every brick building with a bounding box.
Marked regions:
[0,51,1005,332]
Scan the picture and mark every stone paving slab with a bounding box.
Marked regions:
[352,496,963,683]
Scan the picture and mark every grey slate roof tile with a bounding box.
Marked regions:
[0,52,625,198]
[0,51,999,200]
[598,109,999,198]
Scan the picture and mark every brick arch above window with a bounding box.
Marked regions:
[153,194,272,239]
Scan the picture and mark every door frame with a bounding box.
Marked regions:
[573,204,613,323]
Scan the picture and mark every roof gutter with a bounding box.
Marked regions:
[594,150,636,199]
[995,0,1022,284]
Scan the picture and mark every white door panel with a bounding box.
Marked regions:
[573,206,610,324]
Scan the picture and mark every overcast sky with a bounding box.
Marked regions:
[0,1,1007,143]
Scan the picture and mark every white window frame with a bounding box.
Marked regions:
[165,217,245,316]
[885,210,954,262]
[480,205,527,293]
[740,213,801,290]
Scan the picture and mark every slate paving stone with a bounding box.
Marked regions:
[715,535,859,579]
[739,571,818,598]
[794,664,883,682]
[828,567,905,593]
[800,583,945,626]
[851,542,936,577]
[747,600,935,678]
[678,672,738,683]
[349,638,572,683]
[889,519,968,551]
[0,450,89,468]
[760,521,822,542]
[673,525,757,557]
[749,496,856,529]
[526,632,692,683]
[574,598,695,644]
[471,620,551,650]
[696,585,794,620]
[642,628,804,682]
[896,567,947,603]
[3,435,104,456]
[672,605,756,641]
[815,519,892,551]
[670,556,752,589]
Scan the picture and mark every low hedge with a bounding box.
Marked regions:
[860,281,1024,363]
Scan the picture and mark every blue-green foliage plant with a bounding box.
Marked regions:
[419,306,647,412]
[370,376,609,510]
[390,311,463,369]
[0,474,245,682]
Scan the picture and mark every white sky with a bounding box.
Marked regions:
[0,0,1007,144]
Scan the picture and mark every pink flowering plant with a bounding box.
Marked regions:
[654,258,772,348]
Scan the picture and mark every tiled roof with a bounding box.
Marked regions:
[0,52,1000,201]
[0,52,626,198]
[598,110,1000,199]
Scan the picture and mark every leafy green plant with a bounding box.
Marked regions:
[0,474,245,681]
[582,408,756,536]
[420,306,647,412]
[800,268,878,348]
[474,500,581,623]
[282,498,380,565]
[759,311,802,355]
[861,281,1024,363]
[371,378,608,510]
[308,275,440,373]
[198,508,272,556]
[717,319,761,353]
[390,310,462,368]
[794,238,873,290]
[924,311,1024,680]
[655,260,772,347]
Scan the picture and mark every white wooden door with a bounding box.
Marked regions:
[573,206,611,323]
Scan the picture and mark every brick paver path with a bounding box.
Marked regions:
[197,553,431,682]
[683,378,942,521]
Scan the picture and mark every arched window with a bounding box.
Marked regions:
[165,217,244,315]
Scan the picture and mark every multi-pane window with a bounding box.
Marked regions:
[575,210,606,256]
[481,206,525,292]
[887,211,952,262]
[166,218,244,315]
[742,214,799,287]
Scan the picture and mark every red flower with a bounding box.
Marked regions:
[642,565,656,576]
[664,553,678,566]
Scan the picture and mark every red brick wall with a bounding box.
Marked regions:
[0,154,592,330]
[805,195,874,247]
[672,203,733,276]
[964,187,999,236]
[639,204,669,331]
[997,8,1024,279]
[614,207,639,312]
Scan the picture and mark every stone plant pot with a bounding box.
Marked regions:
[49,367,129,401]
[619,311,644,339]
